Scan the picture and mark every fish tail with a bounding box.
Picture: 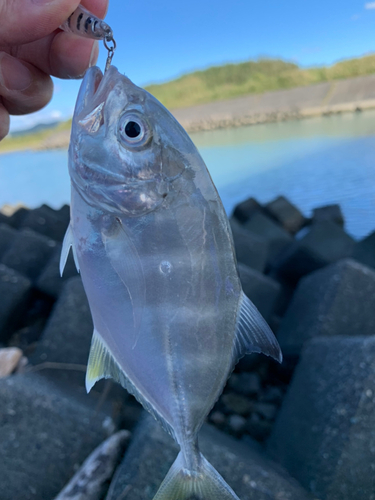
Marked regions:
[152,451,240,500]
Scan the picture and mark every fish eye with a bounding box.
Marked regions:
[118,112,152,148]
[125,121,141,138]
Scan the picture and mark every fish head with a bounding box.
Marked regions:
[69,65,195,216]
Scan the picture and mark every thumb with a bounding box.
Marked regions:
[0,0,81,46]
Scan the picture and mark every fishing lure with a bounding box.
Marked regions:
[60,4,116,72]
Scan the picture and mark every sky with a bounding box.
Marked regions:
[8,0,375,132]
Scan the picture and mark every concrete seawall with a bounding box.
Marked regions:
[171,73,375,132]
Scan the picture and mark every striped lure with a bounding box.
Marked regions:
[60,4,113,41]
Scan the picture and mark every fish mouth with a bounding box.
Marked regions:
[73,65,128,121]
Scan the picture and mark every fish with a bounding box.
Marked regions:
[60,64,282,500]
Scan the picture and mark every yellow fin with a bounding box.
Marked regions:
[86,330,177,441]
[85,329,123,392]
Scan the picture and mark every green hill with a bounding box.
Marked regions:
[145,54,375,109]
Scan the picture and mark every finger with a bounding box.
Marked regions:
[0,53,53,115]
[50,33,99,78]
[0,0,109,46]
[81,0,109,19]
[12,32,99,79]
[0,99,10,140]
[0,0,81,46]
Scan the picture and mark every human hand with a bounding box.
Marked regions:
[0,0,108,140]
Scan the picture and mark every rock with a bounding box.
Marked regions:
[0,372,114,500]
[54,430,131,500]
[267,336,375,500]
[237,353,266,373]
[244,212,293,266]
[106,414,311,500]
[0,264,32,343]
[8,207,29,228]
[259,385,284,404]
[232,197,263,224]
[8,325,46,356]
[228,414,247,436]
[221,393,253,416]
[252,402,278,421]
[245,413,273,442]
[228,372,261,397]
[31,276,93,367]
[277,259,375,355]
[352,230,375,270]
[20,204,68,242]
[29,277,126,420]
[209,411,227,427]
[312,203,344,227]
[229,218,268,272]
[273,221,355,284]
[0,347,23,377]
[0,211,11,225]
[1,228,57,282]
[265,196,306,234]
[7,291,54,353]
[238,263,281,321]
[36,245,78,298]
[0,224,17,259]
[58,204,71,225]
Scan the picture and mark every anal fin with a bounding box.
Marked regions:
[233,292,282,364]
[60,224,80,276]
[86,330,176,441]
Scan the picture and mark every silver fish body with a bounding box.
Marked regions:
[61,66,282,500]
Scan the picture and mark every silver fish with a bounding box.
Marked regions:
[60,65,282,500]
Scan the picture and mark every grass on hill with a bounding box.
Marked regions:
[2,53,375,153]
[146,53,375,109]
[0,119,72,154]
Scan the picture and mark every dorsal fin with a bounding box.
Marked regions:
[86,329,176,441]
[233,292,282,364]
[60,224,80,276]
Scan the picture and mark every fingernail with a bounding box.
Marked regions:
[89,41,99,68]
[0,54,32,91]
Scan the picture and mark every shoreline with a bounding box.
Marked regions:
[171,73,375,132]
[2,73,375,154]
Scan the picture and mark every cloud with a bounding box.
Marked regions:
[9,108,66,133]
[351,13,361,20]
[365,2,375,9]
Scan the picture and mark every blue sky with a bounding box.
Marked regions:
[9,0,375,132]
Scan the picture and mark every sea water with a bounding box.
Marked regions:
[1,111,375,239]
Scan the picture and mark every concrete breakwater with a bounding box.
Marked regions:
[1,198,375,499]
[172,73,375,132]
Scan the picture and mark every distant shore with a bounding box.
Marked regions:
[2,73,375,154]
[172,73,375,133]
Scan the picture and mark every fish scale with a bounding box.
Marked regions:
[61,64,282,500]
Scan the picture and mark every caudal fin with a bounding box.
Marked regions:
[153,451,240,500]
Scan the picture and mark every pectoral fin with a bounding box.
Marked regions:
[233,292,282,364]
[60,224,80,276]
[101,219,145,348]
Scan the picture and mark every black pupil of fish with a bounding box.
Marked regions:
[125,121,141,138]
